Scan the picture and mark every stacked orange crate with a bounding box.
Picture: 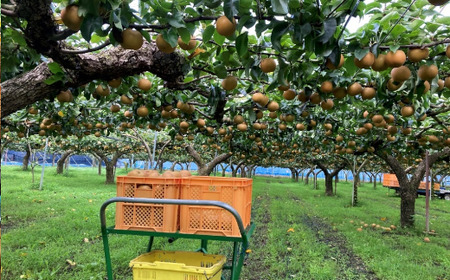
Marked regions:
[383,174,400,187]
[115,176,181,232]
[179,177,252,237]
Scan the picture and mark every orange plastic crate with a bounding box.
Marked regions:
[383,174,440,190]
[115,176,181,232]
[180,177,252,237]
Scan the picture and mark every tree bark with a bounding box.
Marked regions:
[315,161,346,196]
[305,167,315,185]
[22,147,31,171]
[105,163,115,184]
[231,160,245,177]
[98,158,102,175]
[185,145,232,176]
[220,163,229,177]
[94,150,125,184]
[313,171,320,190]
[347,159,368,207]
[290,167,296,180]
[155,140,171,170]
[170,161,179,171]
[64,156,70,170]
[240,166,246,178]
[56,150,73,174]
[248,165,255,178]
[376,148,450,227]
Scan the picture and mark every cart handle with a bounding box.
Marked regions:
[100,197,250,243]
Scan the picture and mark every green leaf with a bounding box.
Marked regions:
[436,16,450,24]
[237,15,251,32]
[203,25,215,42]
[236,32,249,57]
[80,14,103,42]
[328,46,341,67]
[224,0,239,22]
[44,73,64,85]
[214,64,228,78]
[271,21,290,52]
[343,56,357,76]
[318,18,337,44]
[111,9,122,30]
[47,62,64,74]
[255,21,268,37]
[154,97,161,107]
[168,12,186,29]
[248,109,256,123]
[271,0,288,14]
[162,28,179,48]
[141,30,152,43]
[213,29,226,45]
[178,28,191,44]
[390,25,407,37]
[354,48,369,60]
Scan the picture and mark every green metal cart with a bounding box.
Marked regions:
[100,197,255,280]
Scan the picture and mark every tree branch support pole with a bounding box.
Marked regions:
[425,151,430,233]
[39,137,49,191]
[151,132,158,169]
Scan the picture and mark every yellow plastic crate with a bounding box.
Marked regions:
[129,250,226,280]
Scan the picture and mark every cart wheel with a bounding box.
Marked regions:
[444,194,450,201]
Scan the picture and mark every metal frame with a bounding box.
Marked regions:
[100,197,255,280]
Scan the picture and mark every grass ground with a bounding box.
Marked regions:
[1,165,449,280]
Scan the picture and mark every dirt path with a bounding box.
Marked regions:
[240,188,272,280]
[289,191,379,280]
[241,183,378,280]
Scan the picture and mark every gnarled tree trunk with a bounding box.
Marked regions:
[56,150,73,174]
[377,148,450,227]
[315,162,346,196]
[185,145,232,176]
[94,150,125,184]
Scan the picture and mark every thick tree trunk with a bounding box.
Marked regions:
[220,163,229,177]
[290,168,296,180]
[315,161,346,196]
[313,171,319,190]
[376,148,450,227]
[231,166,238,177]
[353,175,360,206]
[105,163,115,184]
[305,168,314,185]
[240,166,246,178]
[325,174,333,196]
[56,150,73,174]
[94,150,124,184]
[98,158,102,175]
[22,148,31,171]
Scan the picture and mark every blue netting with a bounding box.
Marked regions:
[1,150,448,185]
